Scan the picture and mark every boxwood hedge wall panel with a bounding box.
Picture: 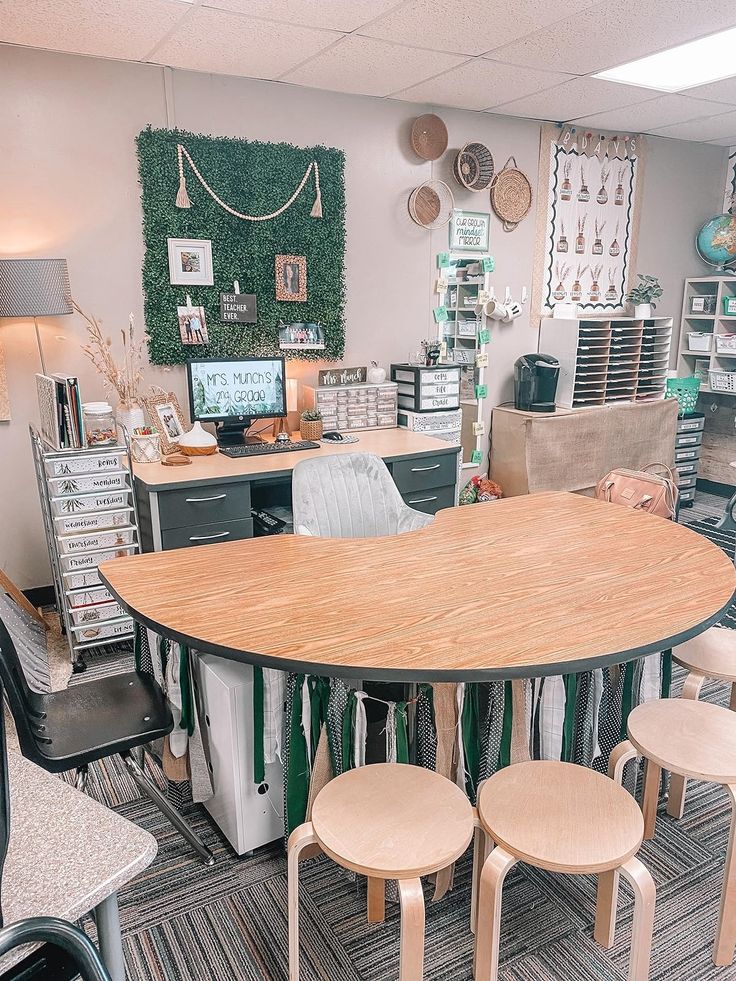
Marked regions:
[137,126,345,365]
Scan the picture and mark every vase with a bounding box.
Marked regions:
[557,235,568,253]
[634,303,652,319]
[116,401,145,441]
[178,421,218,456]
[301,418,323,441]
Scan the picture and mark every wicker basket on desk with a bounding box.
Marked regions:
[300,414,323,441]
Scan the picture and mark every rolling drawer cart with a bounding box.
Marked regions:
[674,412,704,508]
[30,426,141,672]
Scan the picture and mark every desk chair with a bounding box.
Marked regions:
[0,918,111,981]
[292,451,434,537]
[0,615,214,865]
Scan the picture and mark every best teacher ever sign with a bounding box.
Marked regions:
[449,210,490,252]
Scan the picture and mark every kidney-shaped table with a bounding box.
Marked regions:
[100,492,736,682]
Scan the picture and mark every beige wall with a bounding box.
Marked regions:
[0,44,727,587]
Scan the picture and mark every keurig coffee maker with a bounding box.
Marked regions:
[514,353,560,412]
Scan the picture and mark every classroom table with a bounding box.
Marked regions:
[100,492,736,682]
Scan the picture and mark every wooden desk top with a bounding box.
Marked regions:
[133,428,458,490]
[100,493,736,682]
[0,752,156,970]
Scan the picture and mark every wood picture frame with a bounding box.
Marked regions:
[275,255,307,302]
[143,392,188,455]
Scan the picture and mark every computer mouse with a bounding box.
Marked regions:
[322,431,344,442]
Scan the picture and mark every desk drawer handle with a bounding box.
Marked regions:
[189,531,230,541]
[185,494,227,503]
[410,464,441,472]
[408,495,438,504]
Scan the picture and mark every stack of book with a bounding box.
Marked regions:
[35,373,85,450]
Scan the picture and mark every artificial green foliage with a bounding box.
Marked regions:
[136,126,346,365]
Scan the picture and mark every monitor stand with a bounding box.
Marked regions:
[216,418,261,447]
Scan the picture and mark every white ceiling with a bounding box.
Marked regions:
[2,0,736,144]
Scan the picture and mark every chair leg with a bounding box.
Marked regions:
[121,751,215,866]
[609,740,638,786]
[367,876,385,923]
[474,847,517,981]
[620,857,656,981]
[714,785,736,966]
[667,673,705,819]
[75,764,89,793]
[398,877,425,981]
[641,758,661,841]
[471,822,491,936]
[594,869,620,948]
[288,822,318,981]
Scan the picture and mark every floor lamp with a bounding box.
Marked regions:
[0,258,73,376]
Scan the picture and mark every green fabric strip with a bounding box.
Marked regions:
[341,692,356,773]
[178,644,194,736]
[661,650,673,699]
[499,680,513,770]
[561,673,578,762]
[158,635,169,680]
[461,684,480,798]
[253,666,265,785]
[395,701,409,764]
[286,675,310,833]
[620,660,636,740]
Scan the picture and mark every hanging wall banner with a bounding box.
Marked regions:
[725,147,736,214]
[532,124,646,323]
[449,210,491,252]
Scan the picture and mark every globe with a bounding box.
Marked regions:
[696,214,736,271]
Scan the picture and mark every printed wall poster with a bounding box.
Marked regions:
[724,148,736,214]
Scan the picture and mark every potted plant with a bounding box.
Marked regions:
[627,274,663,318]
[300,408,323,441]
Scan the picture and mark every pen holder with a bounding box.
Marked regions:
[130,432,162,463]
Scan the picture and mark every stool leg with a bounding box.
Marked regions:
[367,876,385,923]
[474,847,517,981]
[620,857,656,981]
[641,758,661,840]
[609,740,638,786]
[594,869,620,948]
[667,673,706,819]
[288,822,318,981]
[471,822,492,936]
[714,785,736,966]
[398,878,425,981]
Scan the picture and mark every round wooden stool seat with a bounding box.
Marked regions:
[627,699,736,783]
[477,760,643,873]
[311,763,474,879]
[674,626,736,682]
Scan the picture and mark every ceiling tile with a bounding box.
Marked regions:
[282,35,466,97]
[359,0,602,56]
[149,6,338,78]
[391,59,573,111]
[486,0,736,76]
[649,111,736,142]
[571,95,735,134]
[0,0,187,60]
[490,76,659,122]
[200,0,404,32]
[685,76,736,106]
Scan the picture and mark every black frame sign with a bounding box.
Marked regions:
[318,366,367,386]
[220,292,257,323]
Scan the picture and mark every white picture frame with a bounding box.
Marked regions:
[167,238,214,286]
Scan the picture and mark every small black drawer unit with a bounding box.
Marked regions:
[389,450,458,515]
[391,364,461,412]
[674,412,704,507]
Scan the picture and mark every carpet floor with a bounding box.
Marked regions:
[69,492,736,980]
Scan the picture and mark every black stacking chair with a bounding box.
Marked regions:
[0,615,214,865]
[0,917,112,980]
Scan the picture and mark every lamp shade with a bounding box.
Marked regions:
[0,258,72,318]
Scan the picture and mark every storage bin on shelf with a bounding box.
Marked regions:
[709,369,736,393]
[687,331,713,352]
[723,296,736,316]
[665,376,700,415]
[715,334,736,354]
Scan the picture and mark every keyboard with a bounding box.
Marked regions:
[220,439,321,458]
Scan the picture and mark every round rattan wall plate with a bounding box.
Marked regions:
[408,180,455,229]
[491,156,533,231]
[453,142,494,192]
[410,114,449,161]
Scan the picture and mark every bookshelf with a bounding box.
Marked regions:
[677,275,736,395]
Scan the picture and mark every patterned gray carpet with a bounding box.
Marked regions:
[73,493,736,981]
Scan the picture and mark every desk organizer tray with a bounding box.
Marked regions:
[69,600,126,626]
[71,617,134,642]
[60,543,137,572]
[50,488,132,517]
[67,584,114,608]
[44,449,127,478]
[58,526,136,555]
[53,507,134,536]
[63,569,104,590]
[48,471,129,497]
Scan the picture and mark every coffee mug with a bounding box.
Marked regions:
[483,299,510,321]
[502,302,523,323]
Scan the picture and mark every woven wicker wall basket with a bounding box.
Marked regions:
[408,180,455,229]
[453,142,494,192]
[410,114,448,161]
[490,156,533,231]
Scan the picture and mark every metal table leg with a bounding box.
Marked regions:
[94,893,125,981]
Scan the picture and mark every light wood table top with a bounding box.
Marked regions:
[100,492,736,681]
[132,428,458,490]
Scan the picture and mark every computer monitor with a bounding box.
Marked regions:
[186,356,287,446]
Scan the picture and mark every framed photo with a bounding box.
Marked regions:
[143,392,188,455]
[275,255,307,302]
[177,304,209,345]
[449,210,490,252]
[167,238,214,286]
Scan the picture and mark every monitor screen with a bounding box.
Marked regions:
[187,357,286,422]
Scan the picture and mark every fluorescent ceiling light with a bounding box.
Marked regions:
[595,27,736,92]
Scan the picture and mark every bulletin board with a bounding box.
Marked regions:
[532,124,646,323]
[136,127,346,365]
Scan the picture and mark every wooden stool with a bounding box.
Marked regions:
[473,760,655,981]
[672,627,736,815]
[612,698,736,966]
[288,763,474,981]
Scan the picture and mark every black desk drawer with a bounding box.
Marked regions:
[162,518,253,550]
[392,453,457,494]
[158,481,251,530]
[402,485,455,514]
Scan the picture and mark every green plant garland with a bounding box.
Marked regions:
[136,126,346,365]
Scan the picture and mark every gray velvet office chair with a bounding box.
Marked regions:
[292,452,434,538]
